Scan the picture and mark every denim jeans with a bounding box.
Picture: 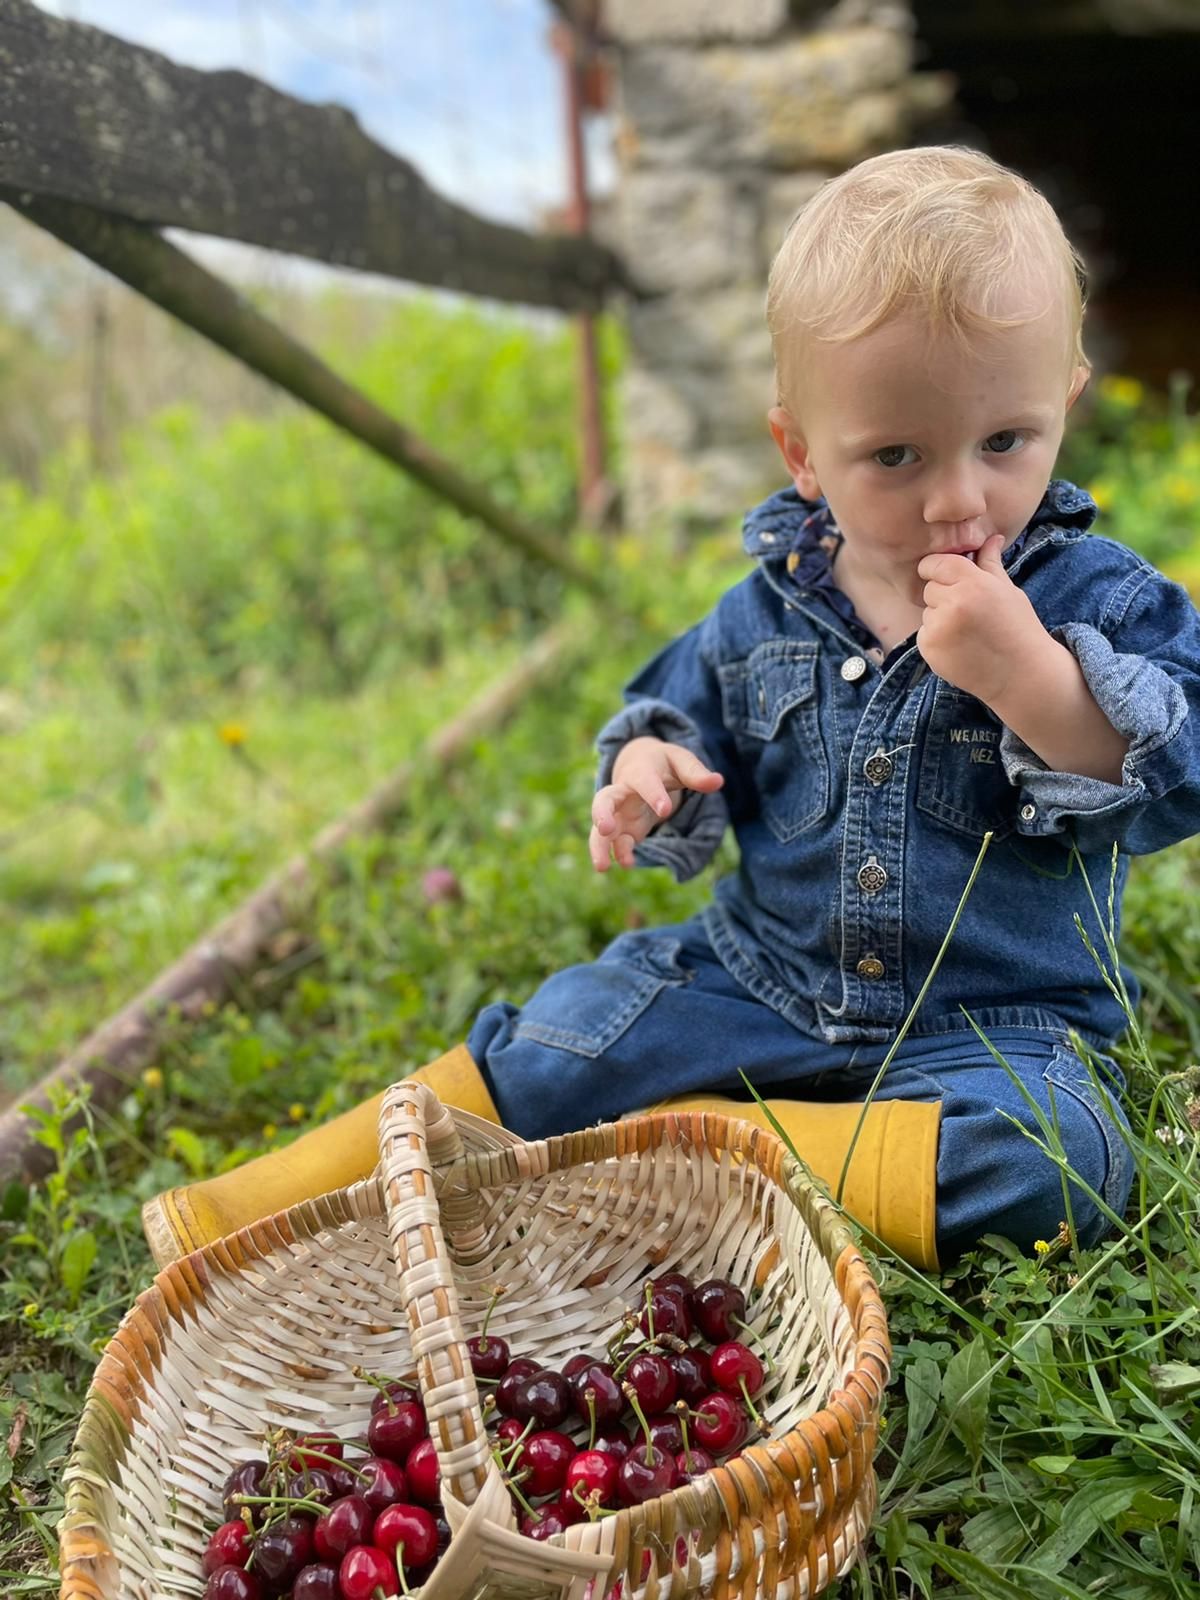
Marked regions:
[468,915,1134,1263]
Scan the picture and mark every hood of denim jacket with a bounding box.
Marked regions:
[741,478,1099,563]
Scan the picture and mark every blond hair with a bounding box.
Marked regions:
[766,146,1088,410]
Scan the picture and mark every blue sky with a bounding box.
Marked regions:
[39,0,612,285]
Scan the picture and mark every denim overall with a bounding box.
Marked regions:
[469,482,1200,1260]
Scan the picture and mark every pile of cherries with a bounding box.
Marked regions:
[201,1270,765,1599]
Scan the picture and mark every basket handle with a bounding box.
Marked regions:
[378,1079,495,1509]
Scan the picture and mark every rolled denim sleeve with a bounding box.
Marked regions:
[594,613,740,883]
[1001,574,1200,854]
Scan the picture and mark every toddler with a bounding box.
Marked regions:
[145,147,1200,1273]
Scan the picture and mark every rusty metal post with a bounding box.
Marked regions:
[551,12,614,527]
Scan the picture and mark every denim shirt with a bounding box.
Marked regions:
[595,480,1200,1050]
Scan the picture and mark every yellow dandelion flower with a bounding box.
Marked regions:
[218,721,248,748]
[1033,1239,1051,1257]
[288,1103,306,1122]
[1165,475,1197,507]
[1088,480,1114,512]
[1098,374,1144,408]
[23,1302,38,1317]
[141,1066,164,1090]
[262,1122,278,1141]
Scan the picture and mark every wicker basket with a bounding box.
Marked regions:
[61,1085,891,1600]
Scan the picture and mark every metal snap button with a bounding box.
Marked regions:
[857,856,888,894]
[864,749,893,785]
[1020,802,1037,822]
[856,955,885,980]
[840,655,868,682]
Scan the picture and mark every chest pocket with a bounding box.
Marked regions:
[720,640,830,842]
[916,679,1017,841]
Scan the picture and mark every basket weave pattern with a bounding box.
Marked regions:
[61,1089,890,1600]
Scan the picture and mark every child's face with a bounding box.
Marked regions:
[768,298,1088,609]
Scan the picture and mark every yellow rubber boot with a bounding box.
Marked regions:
[656,1094,941,1271]
[141,1045,499,1267]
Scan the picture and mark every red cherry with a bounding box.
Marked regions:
[520,1503,573,1541]
[251,1514,313,1593]
[288,1433,344,1472]
[203,1521,252,1575]
[546,1490,587,1528]
[511,1370,571,1428]
[372,1504,439,1570]
[495,1358,540,1417]
[692,1279,746,1344]
[328,1463,359,1499]
[653,1272,695,1306]
[313,1496,375,1562]
[624,1353,677,1415]
[357,1457,409,1513]
[564,1449,619,1509]
[204,1567,263,1600]
[669,1346,712,1406]
[466,1333,510,1379]
[367,1400,425,1463]
[709,1341,765,1398]
[674,1445,716,1484]
[647,1413,684,1455]
[222,1460,268,1525]
[338,1544,397,1600]
[519,1430,575,1497]
[568,1362,625,1427]
[369,1382,420,1415]
[692,1391,748,1456]
[616,1441,678,1506]
[292,1565,340,1600]
[592,1424,632,1462]
[562,1353,596,1380]
[496,1417,526,1449]
[404,1437,441,1506]
[285,1467,337,1507]
[638,1287,692,1342]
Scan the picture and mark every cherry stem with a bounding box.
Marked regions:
[732,1318,776,1374]
[501,1419,535,1468]
[585,1387,598,1451]
[606,1313,638,1358]
[612,1336,655,1380]
[643,1282,656,1345]
[739,1377,766,1430]
[674,1401,695,1469]
[477,1284,506,1350]
[395,1546,412,1597]
[621,1383,656,1465]
[232,1492,329,1520]
[571,1485,616,1521]
[493,1449,538,1519]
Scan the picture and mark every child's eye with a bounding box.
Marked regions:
[873,445,917,468]
[984,430,1026,454]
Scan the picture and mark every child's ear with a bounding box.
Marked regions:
[1065,365,1091,413]
[768,406,822,499]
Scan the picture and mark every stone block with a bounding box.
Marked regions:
[605,0,789,45]
[626,286,772,375]
[625,436,781,527]
[617,170,760,292]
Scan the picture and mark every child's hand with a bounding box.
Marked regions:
[589,737,725,872]
[915,532,1049,705]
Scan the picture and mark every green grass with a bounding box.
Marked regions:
[3,303,1200,1593]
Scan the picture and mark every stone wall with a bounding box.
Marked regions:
[605,0,955,524]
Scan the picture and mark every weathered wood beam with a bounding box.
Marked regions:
[3,188,608,599]
[0,621,579,1184]
[0,0,630,312]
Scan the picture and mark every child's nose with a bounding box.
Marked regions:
[923,465,987,527]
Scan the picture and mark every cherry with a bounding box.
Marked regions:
[404,1437,441,1506]
[692,1392,748,1456]
[638,1287,692,1342]
[434,1513,451,1554]
[369,1381,420,1416]
[313,1496,375,1562]
[653,1272,695,1306]
[648,1413,684,1456]
[357,1457,409,1513]
[204,1568,263,1600]
[288,1433,344,1472]
[251,1514,313,1593]
[674,1445,716,1484]
[292,1566,339,1600]
[367,1400,425,1463]
[496,1417,526,1450]
[338,1544,398,1600]
[520,1503,573,1541]
[519,1430,575,1497]
[564,1449,619,1509]
[328,1464,359,1499]
[547,1490,587,1528]
[569,1363,625,1428]
[511,1370,571,1428]
[562,1353,595,1381]
[203,1521,252,1575]
[494,1358,540,1417]
[466,1332,510,1379]
[222,1460,268,1524]
[617,1441,678,1506]
[669,1346,712,1407]
[286,1467,337,1507]
[693,1278,746,1344]
[710,1341,765,1398]
[624,1353,677,1415]
[373,1504,439,1570]
[592,1424,632,1462]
